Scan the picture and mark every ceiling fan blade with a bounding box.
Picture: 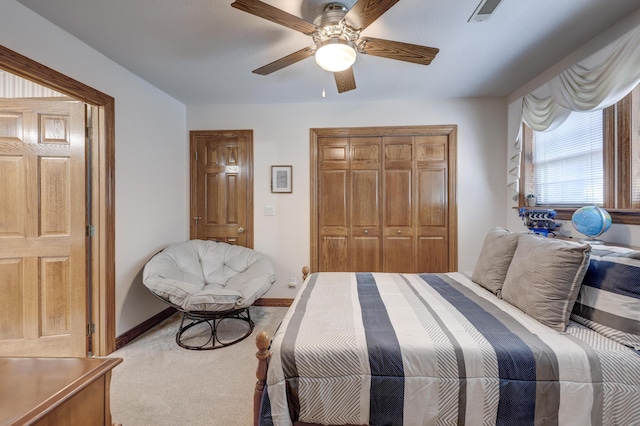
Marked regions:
[231,0,318,35]
[358,37,439,66]
[334,68,356,93]
[252,47,315,75]
[344,0,400,31]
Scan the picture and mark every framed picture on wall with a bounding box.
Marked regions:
[271,165,292,193]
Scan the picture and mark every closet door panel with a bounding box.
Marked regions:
[384,169,412,227]
[318,137,350,271]
[352,169,379,226]
[319,137,349,167]
[416,134,449,272]
[352,236,380,272]
[319,170,348,228]
[416,135,448,164]
[417,235,448,272]
[319,236,348,272]
[351,169,381,271]
[417,168,447,227]
[350,138,381,271]
[318,169,348,271]
[384,236,413,273]
[383,168,414,272]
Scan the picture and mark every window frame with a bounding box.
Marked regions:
[519,85,640,225]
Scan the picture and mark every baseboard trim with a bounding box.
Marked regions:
[115,307,177,350]
[114,299,291,350]
[254,298,293,307]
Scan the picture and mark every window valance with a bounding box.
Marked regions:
[522,25,640,131]
[508,24,640,202]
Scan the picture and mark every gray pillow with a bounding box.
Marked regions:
[471,227,521,296]
[502,235,591,332]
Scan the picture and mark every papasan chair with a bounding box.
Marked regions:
[142,240,276,350]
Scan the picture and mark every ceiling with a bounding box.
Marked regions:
[16,0,640,105]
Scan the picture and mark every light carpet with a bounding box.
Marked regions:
[110,306,287,426]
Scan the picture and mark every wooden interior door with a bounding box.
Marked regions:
[190,130,254,247]
[0,99,87,357]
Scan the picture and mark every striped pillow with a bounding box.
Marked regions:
[571,245,640,350]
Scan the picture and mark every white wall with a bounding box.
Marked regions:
[2,0,189,336]
[188,98,507,297]
[2,0,509,333]
[506,10,640,247]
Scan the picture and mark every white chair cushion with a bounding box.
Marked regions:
[142,240,276,312]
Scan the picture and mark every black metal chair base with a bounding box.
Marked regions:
[175,307,254,350]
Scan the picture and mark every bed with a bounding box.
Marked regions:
[254,230,640,426]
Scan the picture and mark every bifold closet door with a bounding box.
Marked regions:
[312,125,457,274]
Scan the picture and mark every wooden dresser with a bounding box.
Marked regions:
[0,357,122,426]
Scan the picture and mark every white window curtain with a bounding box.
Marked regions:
[508,24,640,202]
[522,25,640,131]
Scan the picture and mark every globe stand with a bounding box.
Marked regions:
[579,238,605,245]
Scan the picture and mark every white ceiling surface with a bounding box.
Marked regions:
[15,0,640,105]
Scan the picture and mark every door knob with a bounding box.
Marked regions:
[238,227,245,234]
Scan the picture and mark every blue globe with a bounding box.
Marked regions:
[571,206,612,238]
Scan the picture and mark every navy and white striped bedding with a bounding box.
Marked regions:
[260,272,640,426]
[571,245,640,350]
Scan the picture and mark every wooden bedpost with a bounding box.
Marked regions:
[254,330,271,426]
[302,265,309,281]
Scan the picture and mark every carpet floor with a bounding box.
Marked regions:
[110,306,287,426]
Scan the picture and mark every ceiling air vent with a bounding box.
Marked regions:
[468,0,503,22]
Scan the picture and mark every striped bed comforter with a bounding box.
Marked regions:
[259,272,640,426]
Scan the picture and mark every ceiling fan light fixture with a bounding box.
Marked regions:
[315,39,356,72]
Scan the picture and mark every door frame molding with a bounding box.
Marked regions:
[0,45,116,355]
[310,125,458,273]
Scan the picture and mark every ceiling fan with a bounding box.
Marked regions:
[230,0,439,93]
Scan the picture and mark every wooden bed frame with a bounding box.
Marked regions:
[254,266,311,426]
[254,330,271,426]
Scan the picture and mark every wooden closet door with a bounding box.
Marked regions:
[350,138,381,272]
[311,126,457,274]
[318,137,349,271]
[383,136,415,272]
[416,135,450,273]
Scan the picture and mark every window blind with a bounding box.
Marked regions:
[533,110,603,205]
